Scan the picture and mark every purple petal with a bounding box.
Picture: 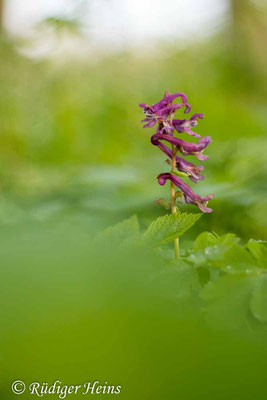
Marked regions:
[198,205,213,213]
[143,119,157,128]
[141,117,150,123]
[198,136,212,149]
[172,114,203,137]
[191,113,204,120]
[151,133,211,159]
[176,156,204,183]
[156,103,190,119]
[157,173,214,213]
[184,104,191,113]
[195,154,209,161]
[184,128,201,138]
[151,92,188,112]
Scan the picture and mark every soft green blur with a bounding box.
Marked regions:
[0,1,267,399]
[0,2,267,240]
[1,223,267,400]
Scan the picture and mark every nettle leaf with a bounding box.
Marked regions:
[249,276,267,323]
[246,239,267,269]
[144,212,201,247]
[94,215,139,248]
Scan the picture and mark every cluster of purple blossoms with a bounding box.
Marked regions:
[139,91,214,213]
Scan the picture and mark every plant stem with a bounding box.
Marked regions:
[170,143,180,259]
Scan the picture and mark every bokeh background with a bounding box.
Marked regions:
[0,0,267,240]
[1,1,267,399]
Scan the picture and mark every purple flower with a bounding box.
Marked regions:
[139,90,214,214]
[142,91,188,112]
[140,91,191,128]
[157,173,214,213]
[174,156,204,183]
[140,117,158,129]
[151,132,211,160]
[172,113,204,138]
[151,135,204,183]
[156,123,173,135]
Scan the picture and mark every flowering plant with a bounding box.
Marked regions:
[140,91,214,257]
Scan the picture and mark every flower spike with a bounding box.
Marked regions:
[139,90,214,215]
[139,91,214,258]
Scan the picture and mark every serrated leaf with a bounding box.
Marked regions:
[144,212,201,246]
[94,215,139,247]
[249,277,267,323]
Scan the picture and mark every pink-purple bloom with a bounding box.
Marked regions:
[157,173,214,213]
[139,91,214,213]
[174,156,205,184]
[150,134,204,183]
[140,91,191,128]
[151,132,211,160]
[172,113,204,138]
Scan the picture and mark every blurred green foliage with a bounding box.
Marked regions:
[0,216,267,399]
[1,5,267,397]
[0,24,266,239]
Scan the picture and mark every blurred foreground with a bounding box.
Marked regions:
[1,219,267,400]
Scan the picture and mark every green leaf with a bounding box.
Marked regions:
[219,233,241,246]
[144,212,201,247]
[94,215,139,247]
[201,275,258,331]
[154,198,171,210]
[246,239,267,269]
[171,169,189,178]
[249,277,267,323]
[154,263,202,313]
[219,245,258,274]
[188,233,258,274]
[193,231,219,251]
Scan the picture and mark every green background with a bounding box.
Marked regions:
[0,1,267,398]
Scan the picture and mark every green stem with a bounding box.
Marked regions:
[170,143,180,259]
